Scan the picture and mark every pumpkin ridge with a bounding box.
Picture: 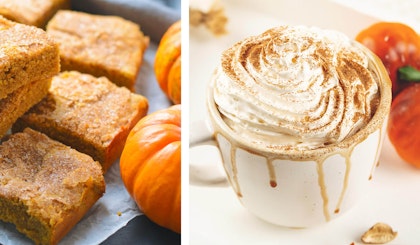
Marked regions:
[154,21,181,104]
[133,142,181,231]
[120,105,181,233]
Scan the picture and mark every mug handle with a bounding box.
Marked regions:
[189,120,228,186]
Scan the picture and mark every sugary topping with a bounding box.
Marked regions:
[213,25,380,150]
[0,16,56,64]
[0,16,59,99]
[32,71,147,146]
[0,0,51,25]
[46,10,147,75]
[0,128,104,223]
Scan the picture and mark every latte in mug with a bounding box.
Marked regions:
[205,25,391,227]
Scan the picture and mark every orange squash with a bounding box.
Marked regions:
[356,22,420,98]
[155,20,181,104]
[120,105,181,233]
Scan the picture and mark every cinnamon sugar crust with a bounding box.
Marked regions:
[13,71,149,172]
[46,10,149,90]
[0,128,105,245]
[0,78,51,138]
[0,16,60,99]
[0,0,70,28]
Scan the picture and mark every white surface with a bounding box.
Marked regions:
[189,0,420,244]
[332,0,420,32]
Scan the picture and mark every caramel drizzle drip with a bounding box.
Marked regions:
[316,158,330,221]
[267,158,277,188]
[214,132,242,197]
[230,145,242,197]
[215,126,383,222]
[334,145,356,214]
[369,127,383,180]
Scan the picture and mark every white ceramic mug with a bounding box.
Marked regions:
[190,43,392,228]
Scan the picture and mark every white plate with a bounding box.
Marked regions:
[189,0,420,244]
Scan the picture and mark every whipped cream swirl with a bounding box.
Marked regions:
[212,25,380,150]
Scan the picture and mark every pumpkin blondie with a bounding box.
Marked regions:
[46,10,149,90]
[13,71,149,172]
[0,78,51,137]
[0,0,70,28]
[0,15,60,100]
[0,128,105,245]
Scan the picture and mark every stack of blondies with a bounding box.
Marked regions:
[0,1,151,244]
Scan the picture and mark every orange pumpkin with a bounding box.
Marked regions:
[120,105,181,233]
[155,20,181,104]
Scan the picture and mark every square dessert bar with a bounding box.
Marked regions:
[0,128,105,245]
[46,10,149,90]
[0,78,51,137]
[0,0,70,27]
[13,71,149,172]
[0,15,60,99]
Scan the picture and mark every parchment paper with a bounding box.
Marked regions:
[0,0,179,243]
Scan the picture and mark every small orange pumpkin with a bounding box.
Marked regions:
[120,105,181,233]
[154,20,181,104]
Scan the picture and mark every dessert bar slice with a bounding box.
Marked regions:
[0,78,51,137]
[0,15,60,99]
[0,0,70,27]
[13,71,149,172]
[46,10,149,90]
[0,128,105,245]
